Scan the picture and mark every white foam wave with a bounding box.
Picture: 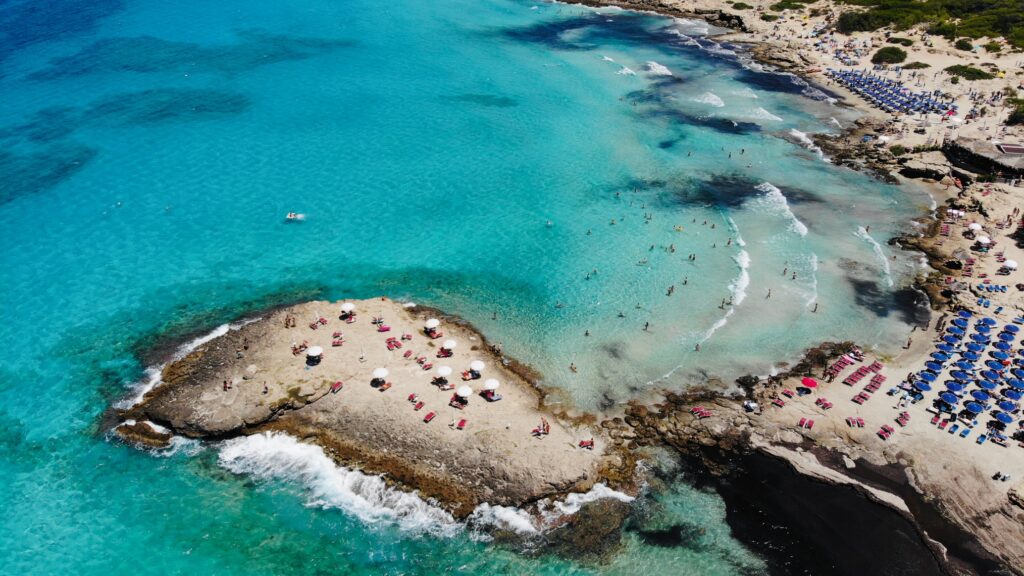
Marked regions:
[729,250,751,306]
[645,61,673,76]
[750,107,783,122]
[731,87,759,99]
[469,504,538,534]
[829,116,843,128]
[601,55,615,62]
[218,432,460,535]
[755,182,808,236]
[693,91,724,107]
[807,253,820,307]
[543,483,634,519]
[673,18,710,36]
[616,66,636,76]
[855,227,894,288]
[118,317,261,408]
[789,129,827,161]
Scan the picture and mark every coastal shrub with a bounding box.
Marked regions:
[889,144,908,156]
[871,46,907,64]
[887,36,914,46]
[903,61,930,69]
[731,2,753,8]
[1007,99,1024,126]
[760,13,780,21]
[944,65,994,80]
[954,38,974,51]
[837,0,1024,48]
[950,76,959,85]
[770,0,809,11]
[984,41,1001,53]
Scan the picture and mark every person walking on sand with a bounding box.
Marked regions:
[644,321,650,331]
[570,363,577,373]
[695,343,701,352]
[766,289,771,299]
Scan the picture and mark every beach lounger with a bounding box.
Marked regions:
[856,418,865,428]
[332,331,342,338]
[772,399,786,408]
[332,339,343,347]
[782,389,795,398]
[422,363,433,370]
[403,350,413,358]
[977,434,987,445]
[806,420,814,429]
[959,428,971,438]
[877,429,891,440]
[579,439,595,450]
[948,424,959,434]
[456,419,467,431]
[938,420,949,430]
[846,417,855,427]
[414,401,424,411]
[377,325,391,332]
[930,415,940,425]
[423,411,436,423]
[378,382,392,392]
[408,393,418,402]
[798,417,807,428]
[881,425,894,434]
[330,381,343,393]
[429,331,444,339]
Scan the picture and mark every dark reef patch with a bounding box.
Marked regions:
[445,93,518,108]
[0,88,251,147]
[27,30,355,81]
[501,13,701,54]
[0,144,97,205]
[634,523,709,550]
[87,88,251,125]
[849,278,931,326]
[0,0,123,69]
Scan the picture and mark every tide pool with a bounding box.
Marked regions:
[0,0,931,573]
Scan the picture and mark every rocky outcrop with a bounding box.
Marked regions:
[115,421,172,449]
[542,498,633,563]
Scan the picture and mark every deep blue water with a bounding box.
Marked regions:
[0,0,933,573]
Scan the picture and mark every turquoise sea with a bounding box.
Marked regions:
[1,0,934,574]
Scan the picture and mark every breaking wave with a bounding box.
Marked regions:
[693,91,724,107]
[855,226,894,288]
[645,61,673,76]
[789,128,827,161]
[755,182,808,236]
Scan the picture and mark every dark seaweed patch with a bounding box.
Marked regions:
[849,278,930,325]
[677,174,764,208]
[0,0,123,68]
[635,523,708,549]
[0,144,97,205]
[86,88,251,125]
[445,93,518,108]
[501,13,698,54]
[0,107,79,143]
[27,30,354,81]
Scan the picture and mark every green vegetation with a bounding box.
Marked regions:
[886,36,914,46]
[954,38,974,51]
[760,13,780,21]
[836,0,1024,48]
[770,0,811,11]
[871,46,908,64]
[1007,99,1024,126]
[890,144,908,156]
[984,41,1002,52]
[903,61,931,69]
[944,64,995,80]
[731,2,753,8]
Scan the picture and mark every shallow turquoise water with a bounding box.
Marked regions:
[1,0,932,573]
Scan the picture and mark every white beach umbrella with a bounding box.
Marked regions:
[968,223,983,231]
[470,360,485,372]
[372,367,389,379]
[437,366,453,377]
[341,302,355,313]
[977,236,991,244]
[306,346,324,357]
[1005,260,1019,270]
[443,339,457,350]
[484,379,500,391]
[425,318,440,329]
[456,386,473,398]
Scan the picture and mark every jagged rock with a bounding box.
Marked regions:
[115,421,172,449]
[544,498,633,563]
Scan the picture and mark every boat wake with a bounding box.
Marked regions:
[855,226,894,288]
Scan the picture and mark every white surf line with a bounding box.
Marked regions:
[855,226,894,288]
[117,316,262,409]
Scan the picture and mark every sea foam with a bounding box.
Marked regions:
[218,432,461,536]
[616,66,636,76]
[693,91,724,107]
[855,226,894,287]
[789,128,827,161]
[755,182,808,236]
[645,61,673,76]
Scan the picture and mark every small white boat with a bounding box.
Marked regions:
[285,212,305,222]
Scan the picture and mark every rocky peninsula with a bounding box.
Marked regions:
[116,299,621,517]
